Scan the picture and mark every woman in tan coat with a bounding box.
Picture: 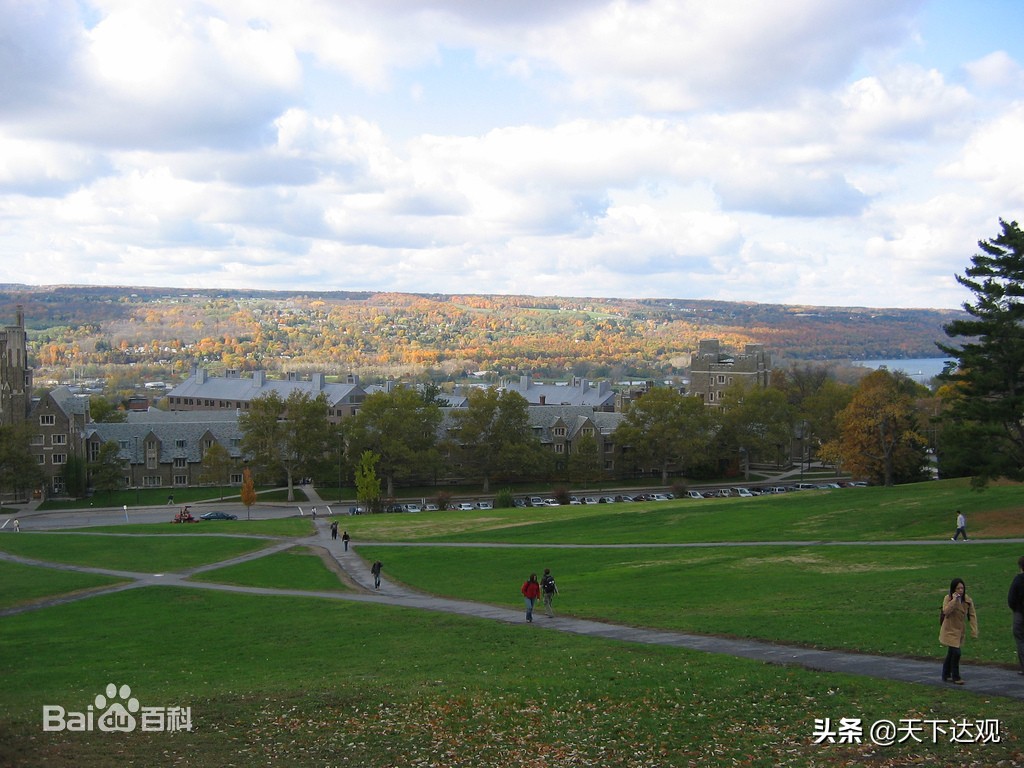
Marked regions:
[939,577,979,684]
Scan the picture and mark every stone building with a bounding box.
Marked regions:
[0,305,32,426]
[688,339,771,405]
[166,368,366,424]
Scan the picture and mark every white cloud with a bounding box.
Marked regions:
[0,0,1020,310]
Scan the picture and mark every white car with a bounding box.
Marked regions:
[583,496,599,504]
[687,490,704,499]
[403,503,422,513]
[650,493,671,501]
[544,498,561,507]
[732,488,754,498]
[476,500,493,510]
[456,502,475,511]
[424,503,439,511]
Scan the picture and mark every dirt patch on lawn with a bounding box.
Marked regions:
[970,507,1024,538]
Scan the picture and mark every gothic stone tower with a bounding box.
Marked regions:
[0,305,32,425]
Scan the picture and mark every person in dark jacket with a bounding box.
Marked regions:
[541,568,559,617]
[1008,556,1024,675]
[521,573,541,622]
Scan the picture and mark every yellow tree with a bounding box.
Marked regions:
[240,467,257,520]
[836,369,928,486]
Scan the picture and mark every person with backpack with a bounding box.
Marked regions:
[521,573,541,622]
[370,560,382,589]
[939,577,979,684]
[541,568,559,617]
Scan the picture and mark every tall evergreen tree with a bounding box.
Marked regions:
[939,219,1024,482]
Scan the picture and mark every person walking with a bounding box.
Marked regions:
[370,560,382,589]
[330,521,338,540]
[1007,556,1024,676]
[311,506,317,520]
[541,568,559,617]
[342,530,351,552]
[939,577,979,684]
[951,510,968,541]
[13,519,19,532]
[521,573,541,623]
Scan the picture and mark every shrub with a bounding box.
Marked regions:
[494,488,515,508]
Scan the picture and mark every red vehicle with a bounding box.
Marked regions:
[172,505,197,523]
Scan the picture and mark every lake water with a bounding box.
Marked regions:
[852,357,954,382]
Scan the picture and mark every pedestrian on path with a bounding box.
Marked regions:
[940,577,979,684]
[342,530,350,552]
[13,519,19,532]
[521,573,541,622]
[370,559,382,589]
[951,510,968,541]
[330,521,338,540]
[541,568,558,617]
[1007,555,1024,676]
[311,506,317,520]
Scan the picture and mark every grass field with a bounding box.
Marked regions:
[2,477,1023,766]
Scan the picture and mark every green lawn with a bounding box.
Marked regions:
[0,533,275,573]
[2,478,1024,766]
[65,517,315,537]
[355,541,1021,663]
[2,588,1022,767]
[0,560,127,610]
[190,546,351,592]
[328,477,1024,544]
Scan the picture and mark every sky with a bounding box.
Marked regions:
[1,1,1023,310]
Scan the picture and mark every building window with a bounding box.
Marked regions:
[39,414,55,426]
[52,477,65,494]
[174,475,188,486]
[37,454,45,465]
[604,443,614,453]
[143,476,162,487]
[717,375,726,384]
[119,440,130,450]
[89,443,100,462]
[176,439,187,449]
[31,434,44,446]
[604,460,615,470]
[230,473,242,484]
[52,454,66,465]
[554,427,566,437]
[52,434,67,445]
[230,438,241,448]
[555,444,564,453]
[174,457,187,468]
[581,428,594,437]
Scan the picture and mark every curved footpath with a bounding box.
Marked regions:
[5,517,1024,702]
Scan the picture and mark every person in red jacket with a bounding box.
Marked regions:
[521,573,541,622]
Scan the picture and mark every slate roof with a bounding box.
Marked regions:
[86,411,244,463]
[167,369,363,407]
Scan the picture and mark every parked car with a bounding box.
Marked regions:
[569,496,583,505]
[476,500,493,510]
[686,490,704,499]
[599,496,617,504]
[733,488,754,498]
[513,498,528,508]
[650,493,671,501]
[199,511,237,520]
[424,503,439,511]
[543,498,561,507]
[403,503,422,513]
[794,483,818,491]
[583,496,599,504]
[529,497,545,507]
[456,502,475,511]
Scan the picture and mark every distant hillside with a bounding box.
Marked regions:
[0,285,965,383]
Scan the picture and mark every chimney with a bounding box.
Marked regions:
[311,373,325,390]
[253,371,266,387]
[539,395,546,405]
